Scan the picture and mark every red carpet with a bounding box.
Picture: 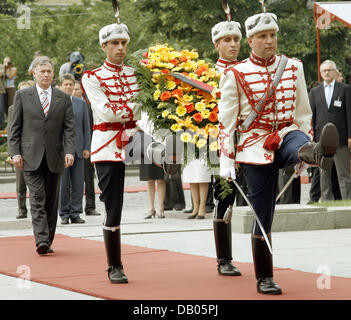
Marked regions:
[0,234,349,300]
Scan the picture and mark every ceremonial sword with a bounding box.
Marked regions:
[230,178,273,255]
[275,162,308,203]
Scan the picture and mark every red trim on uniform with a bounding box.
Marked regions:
[249,52,276,67]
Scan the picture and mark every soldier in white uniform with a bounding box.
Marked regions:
[211,20,242,277]
[218,10,338,294]
[82,22,180,284]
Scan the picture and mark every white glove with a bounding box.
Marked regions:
[294,161,309,178]
[220,167,236,180]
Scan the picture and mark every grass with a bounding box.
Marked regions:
[310,199,351,207]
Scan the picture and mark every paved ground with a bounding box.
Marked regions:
[0,171,350,300]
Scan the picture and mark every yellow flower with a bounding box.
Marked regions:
[201,109,211,119]
[180,132,192,143]
[191,134,198,144]
[200,76,208,82]
[196,138,207,149]
[208,81,218,87]
[205,68,217,78]
[183,94,193,103]
[153,89,161,101]
[176,106,187,117]
[166,81,177,90]
[157,102,167,109]
[171,123,182,132]
[196,128,208,139]
[209,141,218,151]
[207,125,219,138]
[195,102,206,112]
[162,110,169,118]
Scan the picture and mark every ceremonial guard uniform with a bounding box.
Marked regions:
[211,20,243,277]
[218,10,339,294]
[82,21,180,284]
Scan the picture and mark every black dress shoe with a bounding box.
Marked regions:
[218,261,241,276]
[196,215,205,219]
[107,265,128,283]
[71,216,85,224]
[61,218,69,224]
[257,277,282,295]
[16,212,27,219]
[187,214,197,219]
[85,209,101,216]
[36,242,49,255]
[47,247,54,253]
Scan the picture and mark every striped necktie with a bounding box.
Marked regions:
[41,90,50,116]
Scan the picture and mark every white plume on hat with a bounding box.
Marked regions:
[245,12,279,38]
[211,21,242,43]
[99,23,130,46]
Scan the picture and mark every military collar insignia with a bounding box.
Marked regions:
[249,52,275,67]
[104,60,124,72]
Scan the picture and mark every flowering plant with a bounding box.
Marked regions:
[130,44,221,167]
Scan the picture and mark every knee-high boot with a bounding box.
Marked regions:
[103,228,128,283]
[251,234,281,295]
[213,221,241,276]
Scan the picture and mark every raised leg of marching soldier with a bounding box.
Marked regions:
[242,125,338,295]
[213,179,241,276]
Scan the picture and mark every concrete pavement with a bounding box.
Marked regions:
[0,173,350,300]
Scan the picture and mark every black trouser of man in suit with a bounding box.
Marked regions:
[15,168,28,218]
[23,152,61,248]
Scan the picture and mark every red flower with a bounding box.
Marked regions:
[185,104,195,113]
[193,112,203,123]
[179,56,188,62]
[195,65,208,76]
[160,91,172,101]
[170,59,179,66]
[208,111,218,122]
[142,51,148,58]
[212,105,218,113]
[172,88,183,97]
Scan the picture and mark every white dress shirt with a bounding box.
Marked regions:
[324,80,335,109]
[36,84,52,112]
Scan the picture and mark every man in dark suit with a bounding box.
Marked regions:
[9,56,75,255]
[309,59,351,201]
[58,74,91,224]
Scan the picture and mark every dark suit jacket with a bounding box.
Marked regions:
[8,86,76,173]
[71,96,91,158]
[309,81,351,146]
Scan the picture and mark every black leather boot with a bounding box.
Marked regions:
[298,122,339,170]
[214,221,241,276]
[251,234,281,295]
[103,228,128,284]
[147,135,183,175]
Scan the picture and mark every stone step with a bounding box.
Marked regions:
[231,204,351,233]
